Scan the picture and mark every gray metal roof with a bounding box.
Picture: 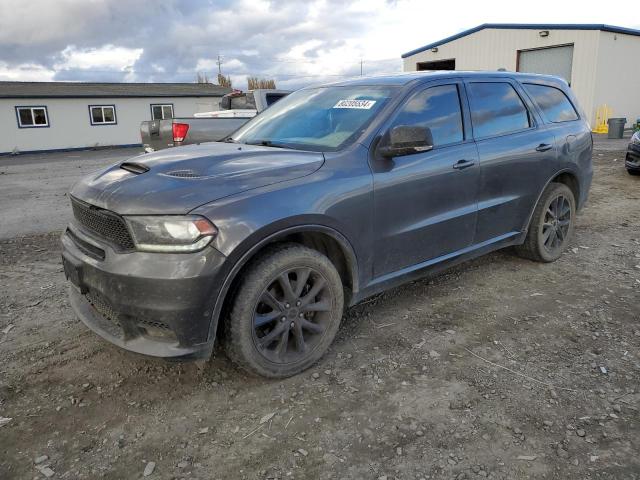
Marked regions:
[402,23,640,58]
[0,82,231,99]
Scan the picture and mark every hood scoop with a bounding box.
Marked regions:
[164,169,202,178]
[120,162,150,174]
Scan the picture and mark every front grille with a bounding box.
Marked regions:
[138,319,171,330]
[71,197,135,251]
[66,228,105,260]
[86,290,123,338]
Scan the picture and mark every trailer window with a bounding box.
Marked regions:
[89,105,117,125]
[151,104,174,120]
[16,106,49,128]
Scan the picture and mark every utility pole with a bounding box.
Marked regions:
[360,58,363,76]
[216,54,223,75]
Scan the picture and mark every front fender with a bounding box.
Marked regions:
[203,221,360,344]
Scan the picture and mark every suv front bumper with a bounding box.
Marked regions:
[626,142,640,172]
[61,224,227,359]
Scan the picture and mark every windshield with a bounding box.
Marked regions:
[231,86,396,151]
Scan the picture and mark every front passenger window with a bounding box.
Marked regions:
[391,84,464,147]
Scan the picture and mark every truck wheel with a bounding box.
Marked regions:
[223,244,344,378]
[515,182,576,263]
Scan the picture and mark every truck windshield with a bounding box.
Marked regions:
[231,86,396,151]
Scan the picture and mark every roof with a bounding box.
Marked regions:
[323,70,567,88]
[0,82,231,99]
[401,23,640,58]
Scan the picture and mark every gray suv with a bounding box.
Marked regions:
[62,72,593,378]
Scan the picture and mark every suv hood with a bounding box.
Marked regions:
[70,143,324,215]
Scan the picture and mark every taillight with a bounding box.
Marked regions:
[172,123,189,143]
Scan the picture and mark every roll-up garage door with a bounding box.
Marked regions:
[518,44,574,84]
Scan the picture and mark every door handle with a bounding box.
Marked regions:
[535,143,553,152]
[453,159,475,170]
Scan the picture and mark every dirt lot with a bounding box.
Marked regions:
[1,141,639,480]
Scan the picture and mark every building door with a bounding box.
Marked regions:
[517,44,574,84]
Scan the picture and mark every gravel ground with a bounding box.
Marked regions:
[0,139,639,480]
[0,147,143,240]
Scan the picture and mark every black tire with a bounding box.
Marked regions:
[627,169,640,176]
[223,243,344,378]
[515,182,576,263]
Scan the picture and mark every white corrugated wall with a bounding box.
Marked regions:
[403,28,601,123]
[593,31,640,128]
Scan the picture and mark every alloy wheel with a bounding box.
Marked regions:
[252,267,332,364]
[542,194,572,253]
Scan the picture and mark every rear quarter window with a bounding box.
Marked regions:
[524,83,579,123]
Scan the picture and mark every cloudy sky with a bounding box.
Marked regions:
[1,0,638,90]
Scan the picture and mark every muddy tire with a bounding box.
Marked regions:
[515,182,576,262]
[223,243,344,378]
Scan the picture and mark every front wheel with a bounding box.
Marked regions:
[515,182,576,262]
[223,244,344,378]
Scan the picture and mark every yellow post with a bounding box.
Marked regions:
[592,104,612,134]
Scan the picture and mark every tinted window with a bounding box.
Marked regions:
[265,93,287,106]
[468,82,530,138]
[524,83,578,122]
[391,84,463,147]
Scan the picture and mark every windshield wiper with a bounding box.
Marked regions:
[245,139,290,149]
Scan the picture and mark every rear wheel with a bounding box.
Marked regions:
[223,244,344,378]
[515,182,575,262]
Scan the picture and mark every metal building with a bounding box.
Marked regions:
[0,82,230,154]
[402,24,640,126]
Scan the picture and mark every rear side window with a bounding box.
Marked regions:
[467,82,530,139]
[391,84,464,147]
[265,93,287,106]
[524,83,579,122]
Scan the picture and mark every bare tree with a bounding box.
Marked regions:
[247,77,276,89]
[217,73,232,88]
[195,72,210,84]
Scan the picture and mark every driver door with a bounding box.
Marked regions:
[370,81,479,278]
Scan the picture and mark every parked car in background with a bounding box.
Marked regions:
[63,71,592,378]
[625,131,640,175]
[140,89,290,152]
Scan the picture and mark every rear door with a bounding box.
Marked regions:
[465,79,556,243]
[371,80,479,277]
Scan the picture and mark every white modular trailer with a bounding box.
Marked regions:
[0,82,230,154]
[402,24,640,126]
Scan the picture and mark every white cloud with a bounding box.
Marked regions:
[54,45,143,71]
[0,62,54,81]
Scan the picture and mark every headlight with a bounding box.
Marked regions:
[125,215,217,252]
[632,132,640,146]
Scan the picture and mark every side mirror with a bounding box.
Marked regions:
[379,125,433,158]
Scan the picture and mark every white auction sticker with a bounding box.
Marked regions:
[333,99,376,109]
